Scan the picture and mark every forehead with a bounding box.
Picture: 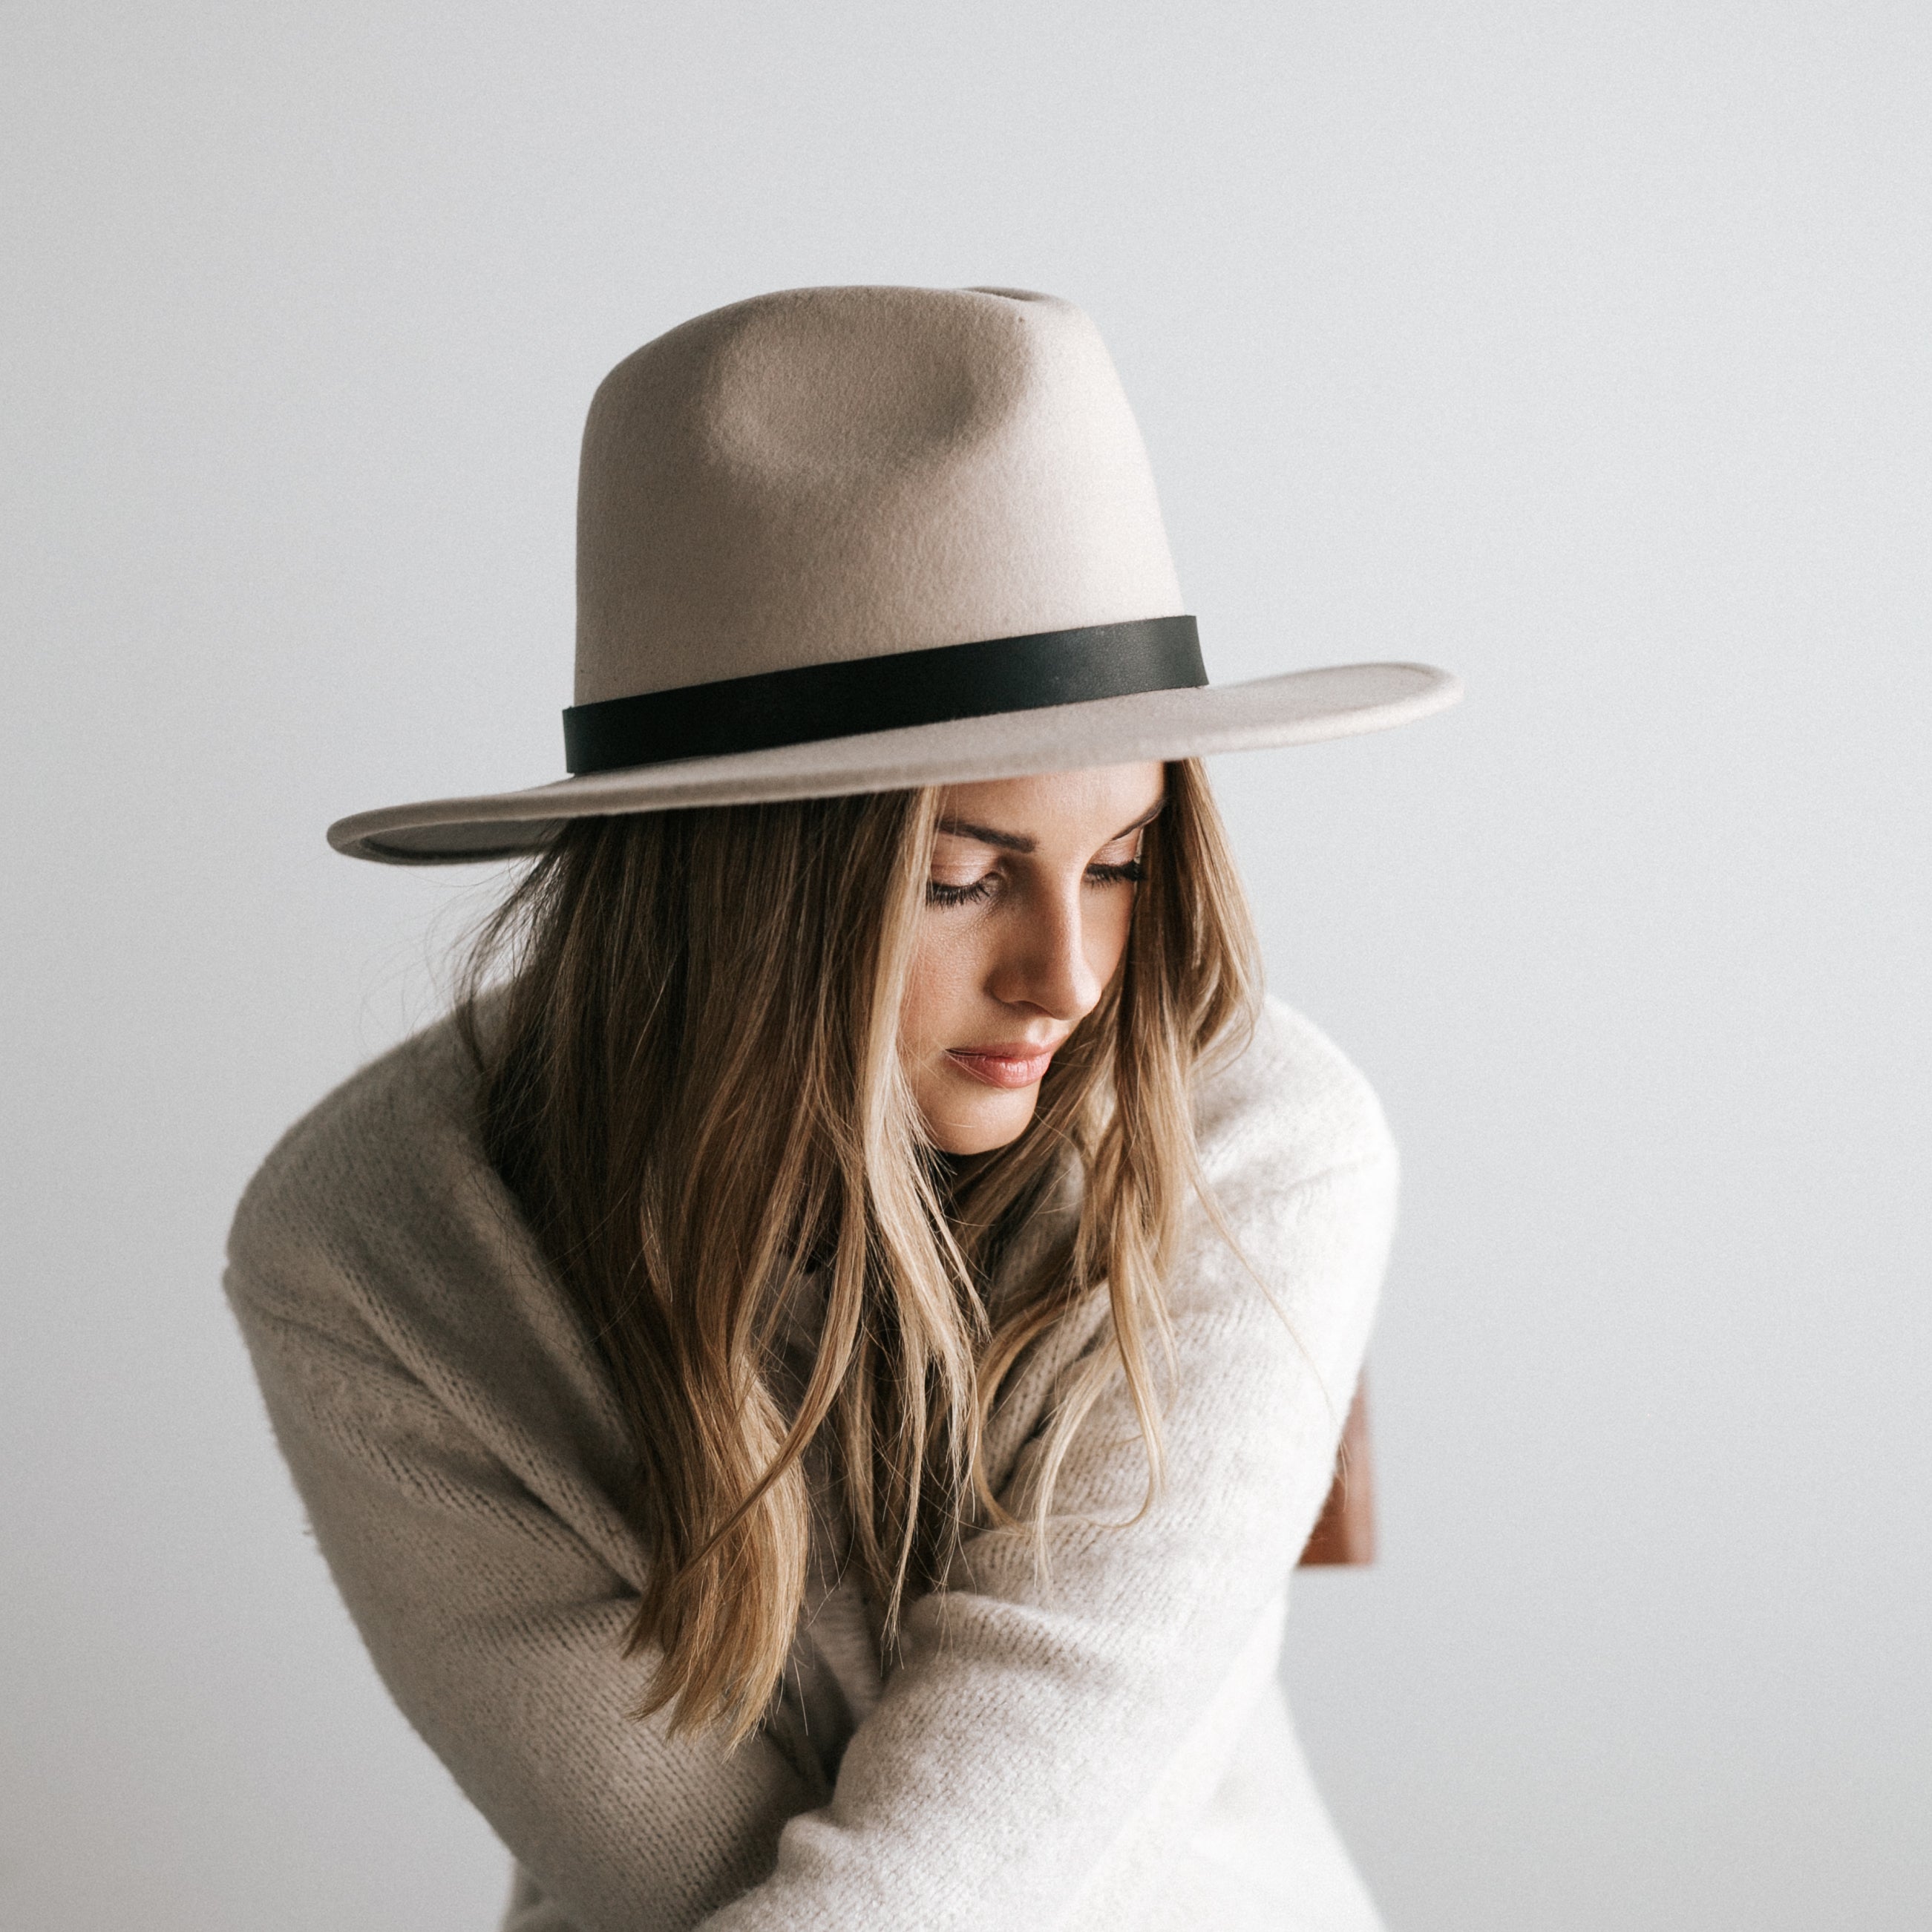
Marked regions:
[934,763,1165,849]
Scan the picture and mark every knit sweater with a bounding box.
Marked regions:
[225,996,1397,1931]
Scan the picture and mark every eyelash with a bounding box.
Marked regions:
[924,857,1145,908]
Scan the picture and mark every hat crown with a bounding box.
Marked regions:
[574,286,1183,706]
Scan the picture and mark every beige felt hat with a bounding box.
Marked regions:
[330,285,1460,864]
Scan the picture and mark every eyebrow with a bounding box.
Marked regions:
[935,797,1165,856]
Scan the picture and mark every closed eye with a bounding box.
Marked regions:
[923,856,1145,908]
[925,875,998,908]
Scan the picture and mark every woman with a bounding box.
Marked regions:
[227,285,1458,1931]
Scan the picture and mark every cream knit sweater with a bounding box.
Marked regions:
[225,996,1396,1932]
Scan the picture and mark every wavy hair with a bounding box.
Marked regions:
[458,759,1258,1739]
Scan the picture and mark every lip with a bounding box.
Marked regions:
[943,1042,1060,1090]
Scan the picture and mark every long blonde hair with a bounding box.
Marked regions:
[459,759,1259,1739]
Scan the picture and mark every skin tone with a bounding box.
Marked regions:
[900,762,1165,1156]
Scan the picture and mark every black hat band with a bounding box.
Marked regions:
[561,616,1206,776]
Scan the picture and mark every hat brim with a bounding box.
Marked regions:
[327,661,1461,865]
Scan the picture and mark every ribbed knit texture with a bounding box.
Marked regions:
[225,997,1396,1931]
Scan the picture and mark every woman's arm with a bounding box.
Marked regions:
[223,1300,820,1931]
[701,1001,1398,1931]
[224,1033,819,1932]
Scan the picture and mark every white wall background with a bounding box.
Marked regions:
[4,4,1927,1927]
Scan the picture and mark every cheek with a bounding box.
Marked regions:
[900,924,976,1053]
[1088,890,1136,986]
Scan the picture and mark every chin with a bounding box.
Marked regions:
[926,1094,1040,1156]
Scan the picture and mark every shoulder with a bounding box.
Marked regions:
[1191,995,1398,1194]
[225,1012,515,1332]
[1162,999,1399,1402]
[226,1007,640,1565]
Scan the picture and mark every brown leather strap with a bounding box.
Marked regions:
[1297,1378,1375,1567]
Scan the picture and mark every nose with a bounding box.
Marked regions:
[986,874,1105,1024]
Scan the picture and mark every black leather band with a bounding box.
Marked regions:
[562,616,1205,776]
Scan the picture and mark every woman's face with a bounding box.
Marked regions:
[900,762,1165,1156]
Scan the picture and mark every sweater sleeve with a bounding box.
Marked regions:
[223,1035,822,1932]
[699,1006,1399,1932]
[224,1288,820,1931]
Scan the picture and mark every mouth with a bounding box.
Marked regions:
[943,1043,1060,1090]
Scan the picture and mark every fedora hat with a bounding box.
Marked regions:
[329,285,1459,864]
